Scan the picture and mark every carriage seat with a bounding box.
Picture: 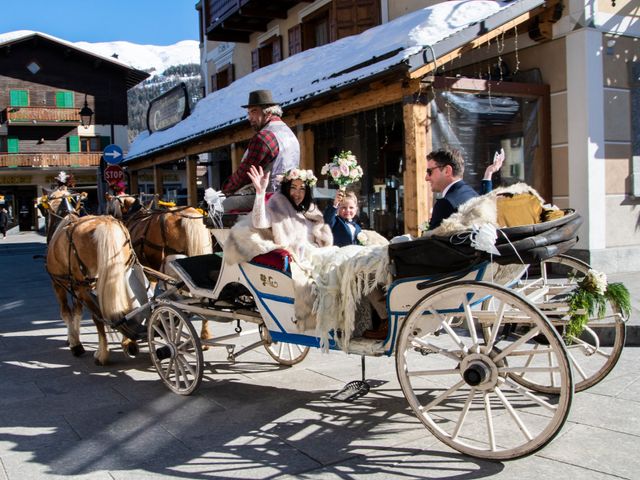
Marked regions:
[250,248,292,275]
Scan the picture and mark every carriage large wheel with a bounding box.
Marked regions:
[259,325,310,366]
[508,255,626,393]
[396,281,573,460]
[148,305,204,395]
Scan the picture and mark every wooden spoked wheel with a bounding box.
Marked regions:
[506,255,626,393]
[396,281,573,461]
[148,305,204,395]
[259,325,310,366]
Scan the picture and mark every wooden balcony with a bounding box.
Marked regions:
[0,153,101,168]
[205,0,312,42]
[2,106,82,126]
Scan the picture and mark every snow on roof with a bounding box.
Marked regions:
[126,0,542,162]
[0,30,146,71]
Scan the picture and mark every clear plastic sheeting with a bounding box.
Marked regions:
[431,90,541,193]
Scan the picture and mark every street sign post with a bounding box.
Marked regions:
[103,144,123,165]
[104,165,124,185]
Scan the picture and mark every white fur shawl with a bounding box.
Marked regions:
[223,193,333,265]
[426,182,547,237]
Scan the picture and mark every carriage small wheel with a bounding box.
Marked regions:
[148,305,204,395]
[395,281,573,461]
[495,255,626,393]
[259,324,310,366]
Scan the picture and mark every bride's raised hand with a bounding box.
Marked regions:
[247,165,270,195]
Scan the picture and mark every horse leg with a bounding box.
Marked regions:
[70,297,85,356]
[200,319,211,351]
[92,316,110,366]
[52,283,85,356]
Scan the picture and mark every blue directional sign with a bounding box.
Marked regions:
[103,144,123,165]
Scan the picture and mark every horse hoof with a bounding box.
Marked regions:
[94,358,108,367]
[71,345,86,357]
[123,342,140,358]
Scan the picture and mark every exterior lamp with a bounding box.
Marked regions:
[79,94,94,127]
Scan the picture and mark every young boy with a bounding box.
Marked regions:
[323,190,362,247]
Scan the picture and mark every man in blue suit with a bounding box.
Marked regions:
[426,147,499,230]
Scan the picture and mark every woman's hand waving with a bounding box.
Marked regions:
[247,165,270,196]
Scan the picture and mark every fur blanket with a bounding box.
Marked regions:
[223,195,392,350]
[426,182,550,238]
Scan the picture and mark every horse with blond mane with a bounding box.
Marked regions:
[106,194,214,342]
[46,213,146,365]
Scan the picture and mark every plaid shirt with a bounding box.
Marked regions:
[221,118,281,194]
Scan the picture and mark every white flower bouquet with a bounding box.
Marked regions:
[321,150,363,191]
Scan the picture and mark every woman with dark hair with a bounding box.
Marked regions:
[245,165,332,259]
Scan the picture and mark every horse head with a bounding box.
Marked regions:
[41,188,83,242]
[105,194,142,220]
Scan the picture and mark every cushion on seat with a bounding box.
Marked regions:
[251,248,291,273]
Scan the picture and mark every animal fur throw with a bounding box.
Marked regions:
[223,194,392,351]
[425,182,551,238]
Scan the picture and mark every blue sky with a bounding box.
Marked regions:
[0,0,199,45]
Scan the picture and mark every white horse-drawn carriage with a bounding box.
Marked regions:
[43,190,629,461]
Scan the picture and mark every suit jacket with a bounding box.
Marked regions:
[323,205,362,247]
[428,180,480,230]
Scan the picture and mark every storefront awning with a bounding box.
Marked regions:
[126,0,545,164]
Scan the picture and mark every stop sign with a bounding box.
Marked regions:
[104,165,124,185]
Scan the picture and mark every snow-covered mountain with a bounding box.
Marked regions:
[72,39,203,141]
[73,39,200,76]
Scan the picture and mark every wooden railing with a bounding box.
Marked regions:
[0,153,101,168]
[2,106,81,124]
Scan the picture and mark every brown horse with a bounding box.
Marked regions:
[106,194,214,342]
[46,215,143,365]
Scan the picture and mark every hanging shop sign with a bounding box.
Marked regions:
[146,82,191,133]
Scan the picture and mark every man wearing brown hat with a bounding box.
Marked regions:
[221,89,300,211]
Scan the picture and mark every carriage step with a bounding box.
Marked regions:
[331,380,370,402]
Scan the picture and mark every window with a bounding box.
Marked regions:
[55,91,74,108]
[211,64,234,91]
[9,90,29,107]
[80,137,101,152]
[303,7,330,50]
[251,36,282,71]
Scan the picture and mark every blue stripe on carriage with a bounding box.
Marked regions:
[268,330,339,349]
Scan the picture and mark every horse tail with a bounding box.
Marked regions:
[94,219,131,321]
[182,213,212,256]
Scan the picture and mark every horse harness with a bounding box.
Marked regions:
[126,206,204,264]
[47,217,135,298]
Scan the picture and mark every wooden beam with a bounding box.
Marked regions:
[128,170,139,194]
[186,156,198,206]
[300,126,314,170]
[402,98,430,237]
[409,6,547,80]
[153,166,163,199]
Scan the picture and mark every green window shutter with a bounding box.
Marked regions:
[10,90,28,106]
[56,91,74,107]
[7,137,19,153]
[68,135,80,153]
[100,136,111,149]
